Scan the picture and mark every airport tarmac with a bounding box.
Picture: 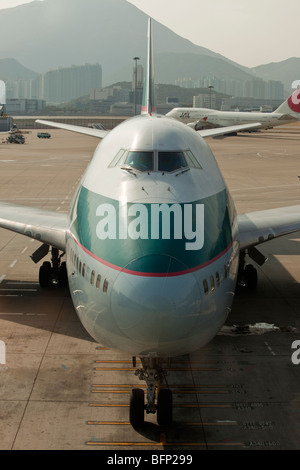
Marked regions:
[0,125,299,450]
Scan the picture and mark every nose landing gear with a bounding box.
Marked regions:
[31,244,67,288]
[130,356,173,427]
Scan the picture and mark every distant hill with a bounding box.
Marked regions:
[0,58,37,81]
[0,0,298,91]
[154,52,255,85]
[252,58,300,92]
[0,0,254,85]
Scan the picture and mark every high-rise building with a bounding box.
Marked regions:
[266,81,284,100]
[193,93,216,109]
[43,63,102,103]
[5,63,102,104]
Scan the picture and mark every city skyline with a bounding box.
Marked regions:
[5,64,285,106]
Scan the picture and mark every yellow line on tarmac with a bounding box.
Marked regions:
[95,360,139,363]
[94,367,220,372]
[92,384,147,388]
[94,360,218,365]
[91,383,229,389]
[88,403,232,408]
[91,390,131,393]
[87,421,131,425]
[85,441,243,447]
[95,367,137,371]
[90,389,229,394]
[86,421,238,426]
[89,403,129,407]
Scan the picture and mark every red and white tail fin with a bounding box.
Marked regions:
[274,88,300,117]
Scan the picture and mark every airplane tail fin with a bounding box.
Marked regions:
[274,89,300,118]
[141,18,156,115]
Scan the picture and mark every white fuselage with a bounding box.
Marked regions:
[166,108,295,130]
[65,114,239,358]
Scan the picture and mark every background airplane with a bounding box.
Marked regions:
[0,19,300,427]
[166,89,300,131]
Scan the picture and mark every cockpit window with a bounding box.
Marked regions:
[109,149,202,173]
[109,149,127,167]
[158,152,188,172]
[124,151,154,172]
[184,150,202,169]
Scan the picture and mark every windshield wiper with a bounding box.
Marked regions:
[121,165,138,177]
[175,167,190,177]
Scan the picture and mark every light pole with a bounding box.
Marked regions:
[208,85,214,109]
[133,56,140,115]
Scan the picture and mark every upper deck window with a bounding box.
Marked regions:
[124,151,154,172]
[158,152,188,172]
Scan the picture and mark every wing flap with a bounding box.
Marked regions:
[36,119,109,139]
[238,205,300,250]
[0,202,69,251]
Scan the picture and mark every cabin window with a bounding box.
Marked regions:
[90,270,95,285]
[103,279,109,293]
[224,265,228,279]
[210,275,215,291]
[124,151,154,172]
[82,264,86,277]
[227,262,230,274]
[158,151,188,172]
[216,272,220,287]
[96,275,101,289]
[203,279,209,295]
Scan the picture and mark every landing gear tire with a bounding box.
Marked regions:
[129,388,145,427]
[39,262,52,287]
[58,262,68,287]
[244,264,257,289]
[157,388,173,426]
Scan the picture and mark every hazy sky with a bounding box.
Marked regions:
[0,0,299,67]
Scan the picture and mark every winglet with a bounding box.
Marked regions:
[141,18,156,115]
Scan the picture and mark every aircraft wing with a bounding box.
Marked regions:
[0,202,69,251]
[36,119,109,139]
[238,205,300,251]
[198,122,261,138]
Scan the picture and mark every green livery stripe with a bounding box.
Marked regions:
[71,186,236,275]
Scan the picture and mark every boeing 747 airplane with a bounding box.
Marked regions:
[0,19,299,427]
[166,91,300,132]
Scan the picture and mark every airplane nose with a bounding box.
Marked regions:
[110,254,201,356]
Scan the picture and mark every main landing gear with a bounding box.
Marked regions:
[238,247,268,289]
[31,244,67,288]
[129,356,173,427]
